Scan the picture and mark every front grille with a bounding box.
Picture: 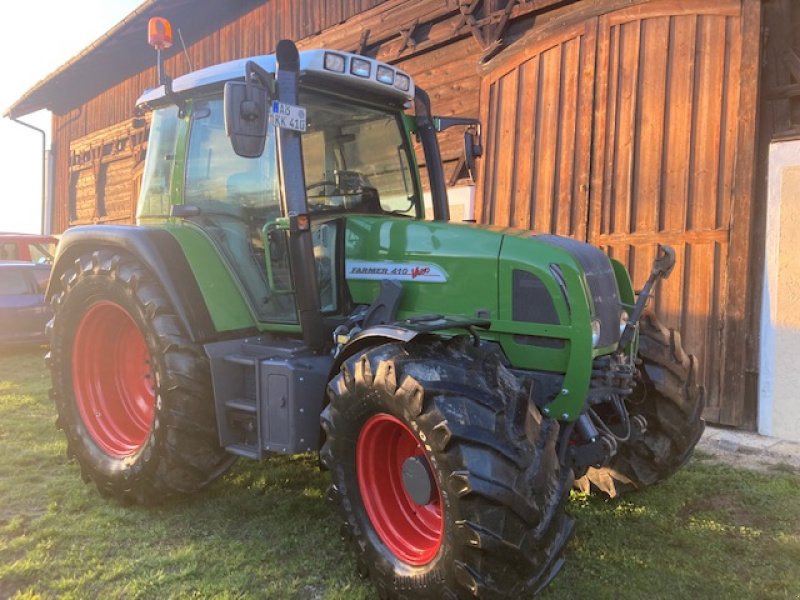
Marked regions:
[512,269,560,325]
[535,235,621,348]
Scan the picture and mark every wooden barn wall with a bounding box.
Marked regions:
[52,0,388,231]
[477,0,762,426]
[51,0,569,231]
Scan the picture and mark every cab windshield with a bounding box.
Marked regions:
[176,94,419,220]
[300,93,420,218]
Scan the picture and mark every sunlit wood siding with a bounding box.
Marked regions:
[477,0,761,426]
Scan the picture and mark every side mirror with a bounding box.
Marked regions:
[463,126,482,182]
[224,79,268,158]
[224,61,275,158]
[433,116,483,183]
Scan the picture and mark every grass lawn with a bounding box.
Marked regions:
[1,347,799,599]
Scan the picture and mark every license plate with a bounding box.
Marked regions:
[270,101,307,132]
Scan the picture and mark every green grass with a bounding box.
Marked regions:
[1,348,799,599]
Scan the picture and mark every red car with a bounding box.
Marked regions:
[0,233,58,264]
[0,262,52,345]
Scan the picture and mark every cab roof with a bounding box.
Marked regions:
[136,49,415,110]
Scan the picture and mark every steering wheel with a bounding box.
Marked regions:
[305,180,337,194]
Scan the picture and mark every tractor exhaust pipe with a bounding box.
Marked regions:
[275,40,325,352]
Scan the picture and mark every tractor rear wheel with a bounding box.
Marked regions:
[322,338,574,598]
[48,250,235,504]
[575,312,705,498]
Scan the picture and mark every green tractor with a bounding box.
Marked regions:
[46,37,704,598]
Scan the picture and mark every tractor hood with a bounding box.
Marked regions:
[344,216,623,351]
[345,217,505,320]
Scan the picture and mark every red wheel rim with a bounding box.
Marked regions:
[356,413,443,565]
[72,301,156,457]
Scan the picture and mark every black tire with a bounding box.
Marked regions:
[575,312,705,498]
[48,250,235,504]
[322,337,574,599]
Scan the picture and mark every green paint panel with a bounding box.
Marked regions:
[345,216,502,320]
[342,217,612,421]
[496,235,595,420]
[164,224,257,332]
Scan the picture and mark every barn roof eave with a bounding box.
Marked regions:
[3,0,261,119]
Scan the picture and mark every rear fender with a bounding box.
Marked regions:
[47,225,217,343]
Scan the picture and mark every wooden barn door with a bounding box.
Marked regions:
[478,0,760,426]
[476,19,597,238]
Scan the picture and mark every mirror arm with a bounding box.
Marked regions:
[245,60,276,97]
[434,116,480,133]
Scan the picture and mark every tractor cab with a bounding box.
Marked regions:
[134,44,454,341]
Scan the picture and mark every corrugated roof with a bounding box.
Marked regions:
[4,0,262,118]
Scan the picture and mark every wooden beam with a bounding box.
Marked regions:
[297,0,575,65]
[767,83,800,100]
[782,48,800,82]
[395,18,420,57]
[719,0,762,428]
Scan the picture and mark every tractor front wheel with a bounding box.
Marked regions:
[575,312,705,497]
[48,250,235,504]
[322,338,574,598]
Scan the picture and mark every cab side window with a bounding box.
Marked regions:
[137,106,179,220]
[184,97,296,323]
[185,99,280,213]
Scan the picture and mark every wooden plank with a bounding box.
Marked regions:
[492,70,520,226]
[657,14,696,327]
[588,12,612,245]
[596,227,728,245]
[681,241,715,412]
[554,36,580,235]
[707,240,727,410]
[300,0,570,64]
[719,0,761,428]
[479,78,501,224]
[532,43,562,232]
[687,14,726,232]
[610,19,642,237]
[571,21,597,242]
[605,0,740,25]
[511,54,539,230]
[632,16,669,237]
[718,14,742,231]
[660,14,696,233]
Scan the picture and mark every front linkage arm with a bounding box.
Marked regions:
[618,245,676,350]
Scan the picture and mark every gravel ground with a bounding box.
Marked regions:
[696,425,800,474]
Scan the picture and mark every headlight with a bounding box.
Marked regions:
[350,57,371,78]
[619,310,629,336]
[376,65,394,84]
[591,319,601,348]
[323,52,346,73]
[394,72,411,91]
